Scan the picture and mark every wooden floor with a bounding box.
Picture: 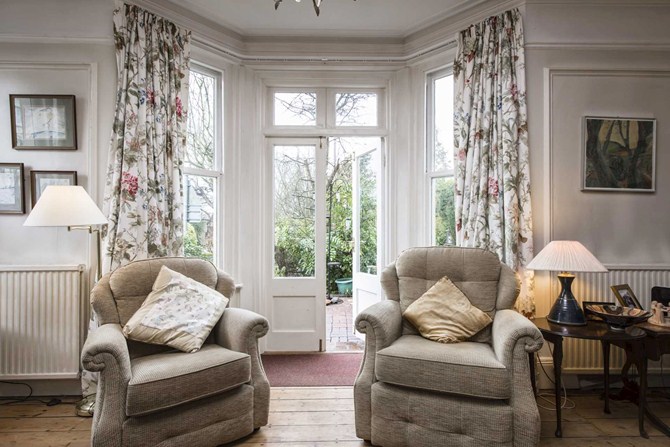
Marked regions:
[0,387,669,446]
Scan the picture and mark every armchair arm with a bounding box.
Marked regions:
[355,299,403,350]
[214,308,270,428]
[353,300,402,441]
[81,323,131,379]
[80,323,131,447]
[492,309,543,368]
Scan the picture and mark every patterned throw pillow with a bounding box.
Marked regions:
[402,276,492,344]
[123,265,229,353]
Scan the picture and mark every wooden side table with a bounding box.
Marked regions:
[532,318,648,438]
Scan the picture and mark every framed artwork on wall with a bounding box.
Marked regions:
[582,116,656,192]
[10,94,77,150]
[30,170,78,207]
[0,163,26,214]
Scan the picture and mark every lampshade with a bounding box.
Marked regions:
[24,185,107,227]
[526,240,607,273]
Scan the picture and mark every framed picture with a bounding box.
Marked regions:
[30,170,78,207]
[10,94,77,150]
[583,116,656,192]
[582,301,616,322]
[0,163,25,214]
[611,284,643,310]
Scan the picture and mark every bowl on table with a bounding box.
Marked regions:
[585,304,652,332]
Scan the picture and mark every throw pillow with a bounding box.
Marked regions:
[123,265,229,353]
[403,276,492,344]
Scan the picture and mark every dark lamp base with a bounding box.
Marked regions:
[547,274,587,326]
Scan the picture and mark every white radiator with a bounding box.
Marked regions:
[551,268,670,373]
[0,265,85,379]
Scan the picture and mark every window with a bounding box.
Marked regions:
[427,71,455,246]
[184,65,222,263]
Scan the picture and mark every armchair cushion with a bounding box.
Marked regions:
[126,345,250,417]
[402,277,492,343]
[123,266,229,353]
[375,335,510,399]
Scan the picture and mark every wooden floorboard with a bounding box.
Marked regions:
[0,387,668,446]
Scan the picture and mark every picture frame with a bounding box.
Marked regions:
[582,116,656,192]
[30,170,78,207]
[582,301,617,322]
[10,94,77,150]
[0,163,26,214]
[611,284,643,310]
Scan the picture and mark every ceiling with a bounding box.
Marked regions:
[165,0,489,38]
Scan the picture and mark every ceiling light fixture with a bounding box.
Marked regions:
[274,0,356,17]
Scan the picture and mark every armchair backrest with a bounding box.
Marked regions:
[91,257,235,357]
[381,246,519,342]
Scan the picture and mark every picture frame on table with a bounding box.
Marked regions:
[611,284,643,310]
[0,163,26,214]
[30,170,78,207]
[10,94,77,150]
[582,116,656,192]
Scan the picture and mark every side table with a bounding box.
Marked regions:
[532,318,648,438]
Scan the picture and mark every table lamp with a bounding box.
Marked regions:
[526,240,608,326]
[24,185,107,280]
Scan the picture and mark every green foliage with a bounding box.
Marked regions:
[434,177,456,246]
[184,222,213,262]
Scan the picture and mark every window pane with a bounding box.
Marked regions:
[336,93,378,127]
[274,92,317,126]
[184,174,216,262]
[358,149,378,273]
[432,75,454,172]
[186,71,216,170]
[274,145,316,277]
[432,177,455,246]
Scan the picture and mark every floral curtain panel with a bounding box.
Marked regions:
[82,2,191,400]
[103,2,191,271]
[453,8,535,317]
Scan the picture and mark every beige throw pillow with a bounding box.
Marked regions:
[403,276,492,344]
[123,266,229,353]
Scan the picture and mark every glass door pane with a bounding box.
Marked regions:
[357,147,379,274]
[273,145,317,277]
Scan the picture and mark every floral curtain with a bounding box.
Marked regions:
[453,8,535,317]
[82,2,191,401]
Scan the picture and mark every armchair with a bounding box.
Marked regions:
[81,257,270,447]
[354,247,543,447]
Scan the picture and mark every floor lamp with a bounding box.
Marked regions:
[24,185,107,416]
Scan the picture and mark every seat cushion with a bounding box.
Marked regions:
[126,345,250,416]
[375,335,510,399]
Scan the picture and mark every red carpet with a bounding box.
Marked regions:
[261,353,363,387]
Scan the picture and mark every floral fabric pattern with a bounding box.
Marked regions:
[141,280,224,336]
[453,8,535,317]
[84,2,191,398]
[102,3,191,271]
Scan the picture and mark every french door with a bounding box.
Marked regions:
[266,138,327,352]
[351,138,383,331]
[265,137,383,352]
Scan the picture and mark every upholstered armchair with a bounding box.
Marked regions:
[354,247,543,447]
[81,258,270,447]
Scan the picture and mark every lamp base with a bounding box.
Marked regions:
[547,274,587,326]
[75,394,95,417]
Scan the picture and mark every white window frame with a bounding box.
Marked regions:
[184,62,224,266]
[266,87,387,137]
[426,68,455,246]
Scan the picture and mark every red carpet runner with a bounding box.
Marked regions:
[261,353,363,387]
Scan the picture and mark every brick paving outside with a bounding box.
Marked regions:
[326,297,365,352]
